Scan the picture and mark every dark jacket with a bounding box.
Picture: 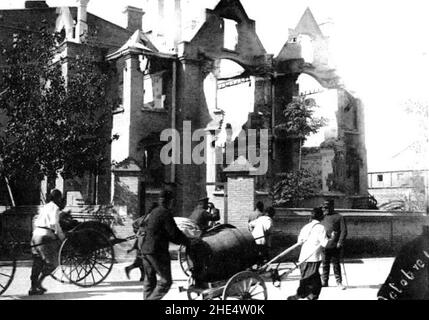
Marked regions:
[321,212,347,249]
[138,206,189,255]
[189,206,220,231]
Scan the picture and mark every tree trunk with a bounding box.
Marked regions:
[4,177,16,207]
[47,175,56,196]
[93,170,98,205]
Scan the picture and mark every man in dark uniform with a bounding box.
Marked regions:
[189,197,220,231]
[125,202,159,281]
[138,190,190,300]
[321,200,348,290]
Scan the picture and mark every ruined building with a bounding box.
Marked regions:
[0,0,368,217]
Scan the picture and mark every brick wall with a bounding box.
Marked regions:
[272,208,429,260]
[226,176,255,229]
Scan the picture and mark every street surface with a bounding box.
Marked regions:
[1,257,393,300]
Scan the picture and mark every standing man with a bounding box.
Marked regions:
[288,207,329,300]
[29,189,66,296]
[189,197,220,232]
[138,190,190,300]
[249,207,276,261]
[248,201,265,224]
[321,200,348,290]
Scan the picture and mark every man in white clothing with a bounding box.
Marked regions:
[248,201,265,224]
[288,207,329,300]
[29,189,66,296]
[249,207,275,261]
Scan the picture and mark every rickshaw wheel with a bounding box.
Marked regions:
[59,228,115,288]
[50,267,71,284]
[222,271,267,300]
[0,247,16,296]
[178,245,191,277]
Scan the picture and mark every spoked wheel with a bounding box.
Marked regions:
[0,248,16,296]
[222,271,268,300]
[59,228,115,288]
[178,245,191,277]
[50,267,71,284]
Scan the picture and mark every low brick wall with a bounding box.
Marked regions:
[272,208,429,260]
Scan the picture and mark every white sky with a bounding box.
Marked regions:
[1,0,429,171]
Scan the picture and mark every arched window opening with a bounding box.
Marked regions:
[223,18,238,51]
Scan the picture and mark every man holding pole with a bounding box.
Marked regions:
[288,207,329,300]
[29,189,66,296]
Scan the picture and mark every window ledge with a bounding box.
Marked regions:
[112,107,125,115]
[222,48,238,55]
[141,107,168,114]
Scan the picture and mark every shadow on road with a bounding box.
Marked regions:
[344,284,382,290]
[97,281,143,288]
[9,281,143,300]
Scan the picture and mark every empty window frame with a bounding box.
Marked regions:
[223,18,238,51]
[144,73,165,109]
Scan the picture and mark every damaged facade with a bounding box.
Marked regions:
[0,0,368,217]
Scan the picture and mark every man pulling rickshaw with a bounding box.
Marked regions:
[29,189,66,296]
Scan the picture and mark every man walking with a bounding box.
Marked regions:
[321,200,348,290]
[125,202,159,281]
[138,190,190,300]
[288,207,329,300]
[29,189,66,296]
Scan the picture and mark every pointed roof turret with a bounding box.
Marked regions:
[294,7,323,38]
[115,29,158,54]
[107,30,176,60]
[224,156,257,174]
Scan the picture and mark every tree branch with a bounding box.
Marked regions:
[0,87,9,97]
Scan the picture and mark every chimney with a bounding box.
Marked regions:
[25,1,49,9]
[123,6,144,32]
[76,0,90,43]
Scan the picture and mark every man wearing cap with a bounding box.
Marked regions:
[138,190,190,300]
[321,200,348,290]
[189,197,220,231]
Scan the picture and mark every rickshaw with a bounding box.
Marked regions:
[176,221,305,300]
[0,209,136,294]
